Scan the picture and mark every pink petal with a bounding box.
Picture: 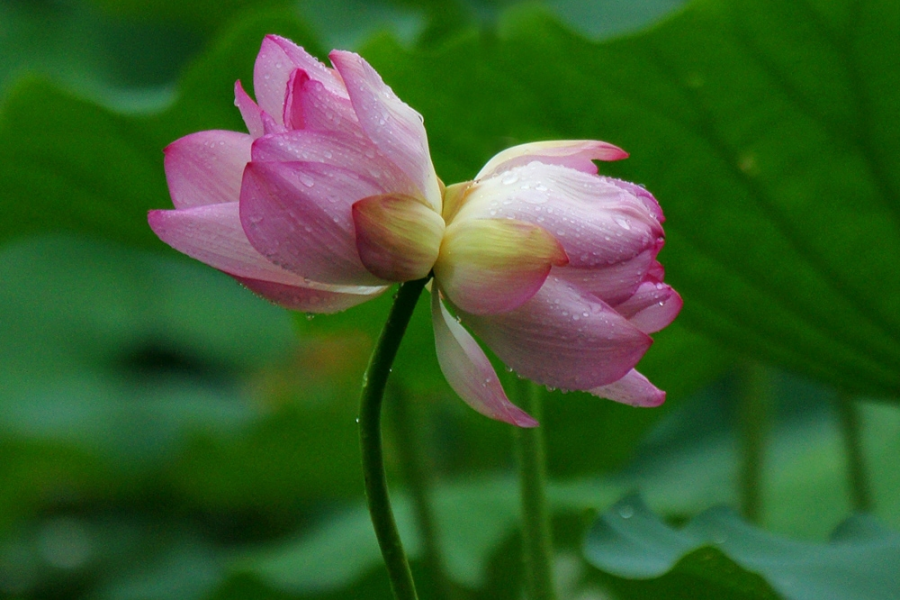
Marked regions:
[431,288,538,427]
[598,176,664,222]
[614,281,683,334]
[434,218,568,315]
[234,81,265,138]
[329,50,442,212]
[458,276,652,390]
[164,130,252,209]
[282,68,311,130]
[353,194,444,281]
[457,162,664,268]
[239,160,386,286]
[234,276,383,313]
[476,140,628,180]
[253,36,342,127]
[295,77,362,136]
[589,369,666,407]
[250,130,418,197]
[553,248,657,305]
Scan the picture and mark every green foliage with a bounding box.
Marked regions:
[584,495,900,599]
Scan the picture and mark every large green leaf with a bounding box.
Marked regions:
[356,0,900,396]
[584,495,900,600]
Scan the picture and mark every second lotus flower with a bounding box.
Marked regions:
[149,35,682,427]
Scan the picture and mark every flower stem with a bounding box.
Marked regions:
[737,362,771,525]
[359,277,429,600]
[514,380,557,600]
[387,383,454,600]
[836,392,872,512]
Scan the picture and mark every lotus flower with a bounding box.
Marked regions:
[149,35,681,427]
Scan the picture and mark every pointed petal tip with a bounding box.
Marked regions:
[589,369,666,408]
[513,412,540,428]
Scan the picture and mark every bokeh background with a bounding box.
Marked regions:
[1,0,898,598]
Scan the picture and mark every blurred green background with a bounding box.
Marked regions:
[1,0,898,598]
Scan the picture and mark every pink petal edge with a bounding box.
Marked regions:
[476,140,628,180]
[164,130,252,209]
[431,288,538,427]
[589,369,666,407]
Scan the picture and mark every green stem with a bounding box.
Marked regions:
[836,393,873,512]
[359,277,429,600]
[387,383,454,600]
[514,380,557,600]
[737,362,771,525]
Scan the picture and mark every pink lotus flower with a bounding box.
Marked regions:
[149,35,681,427]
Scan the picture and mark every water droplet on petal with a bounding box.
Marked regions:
[614,216,632,230]
[299,173,316,188]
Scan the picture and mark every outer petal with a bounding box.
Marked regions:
[353,194,444,281]
[553,248,658,305]
[434,218,568,315]
[253,35,342,126]
[431,288,538,427]
[589,369,665,407]
[234,81,265,138]
[329,50,442,212]
[459,276,652,390]
[164,130,252,209]
[476,140,628,180]
[234,276,383,313]
[240,160,386,286]
[456,163,664,269]
[148,203,384,311]
[251,130,418,197]
[614,281,683,334]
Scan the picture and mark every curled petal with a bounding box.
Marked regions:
[251,130,418,197]
[240,161,385,286]
[234,276,384,313]
[253,35,342,126]
[476,140,628,180]
[294,77,362,136]
[353,194,444,281]
[164,130,252,209]
[435,219,568,315]
[589,369,665,407]
[283,68,311,130]
[614,281,683,334]
[329,50,442,212]
[459,276,652,390]
[234,81,265,138]
[457,162,664,268]
[431,288,538,427]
